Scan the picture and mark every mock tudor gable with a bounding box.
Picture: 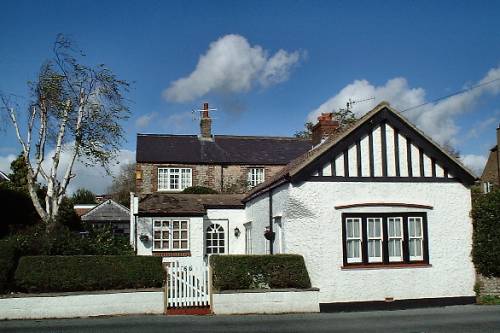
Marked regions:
[245,102,476,201]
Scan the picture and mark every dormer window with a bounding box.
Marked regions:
[248,168,265,187]
[158,168,192,191]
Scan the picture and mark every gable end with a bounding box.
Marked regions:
[292,107,476,186]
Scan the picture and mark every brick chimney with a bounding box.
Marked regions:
[311,112,340,146]
[200,102,212,140]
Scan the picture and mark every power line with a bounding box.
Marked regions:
[399,77,500,113]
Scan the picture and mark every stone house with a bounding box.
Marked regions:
[480,124,500,193]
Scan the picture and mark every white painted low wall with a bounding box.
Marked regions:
[212,289,320,315]
[0,290,164,320]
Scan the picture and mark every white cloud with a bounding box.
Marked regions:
[309,65,500,145]
[0,153,16,174]
[164,34,304,102]
[461,154,488,177]
[135,112,157,129]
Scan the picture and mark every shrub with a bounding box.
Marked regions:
[14,255,164,293]
[0,239,19,293]
[182,186,218,194]
[472,189,500,277]
[210,254,312,291]
[9,224,133,256]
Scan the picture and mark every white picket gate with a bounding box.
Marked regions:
[166,259,210,308]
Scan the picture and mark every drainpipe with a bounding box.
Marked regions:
[269,189,274,255]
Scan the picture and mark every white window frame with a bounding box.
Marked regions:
[346,218,362,263]
[367,217,383,263]
[483,182,492,194]
[248,168,265,187]
[244,222,252,254]
[206,223,225,254]
[158,168,192,191]
[387,217,403,262]
[408,216,424,261]
[152,219,189,251]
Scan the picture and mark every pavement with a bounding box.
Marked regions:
[1,304,500,333]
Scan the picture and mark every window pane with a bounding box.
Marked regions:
[173,221,179,229]
[181,241,188,249]
[347,240,360,259]
[162,241,169,249]
[162,221,169,227]
[162,231,169,239]
[154,221,161,227]
[352,220,360,237]
[181,231,187,239]
[181,221,188,229]
[154,231,161,239]
[173,231,179,239]
[154,241,161,249]
[173,241,180,249]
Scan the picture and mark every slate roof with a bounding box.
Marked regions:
[137,193,244,216]
[81,200,130,222]
[244,102,477,202]
[136,134,311,165]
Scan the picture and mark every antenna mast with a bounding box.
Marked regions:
[345,97,375,111]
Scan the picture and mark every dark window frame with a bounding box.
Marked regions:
[341,212,429,267]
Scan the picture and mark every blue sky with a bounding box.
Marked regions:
[1,0,499,193]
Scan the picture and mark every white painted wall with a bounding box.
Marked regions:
[212,290,320,315]
[0,291,164,319]
[283,181,475,304]
[136,209,246,258]
[245,183,290,254]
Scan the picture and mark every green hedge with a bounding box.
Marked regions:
[472,189,500,277]
[0,240,18,293]
[14,255,164,293]
[210,254,312,291]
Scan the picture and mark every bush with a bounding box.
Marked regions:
[0,239,19,293]
[15,255,164,293]
[182,186,218,194]
[9,224,133,256]
[472,189,500,277]
[210,254,312,291]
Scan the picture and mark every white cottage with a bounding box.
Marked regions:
[131,102,477,310]
[243,102,477,309]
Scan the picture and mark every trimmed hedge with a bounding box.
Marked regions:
[14,255,164,293]
[210,254,311,291]
[472,189,500,277]
[0,240,18,293]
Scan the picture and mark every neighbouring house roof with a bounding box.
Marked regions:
[244,101,477,202]
[136,134,311,165]
[0,170,10,182]
[137,193,244,216]
[81,199,130,222]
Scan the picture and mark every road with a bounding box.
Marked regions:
[1,305,500,333]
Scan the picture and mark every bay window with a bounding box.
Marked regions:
[342,213,428,267]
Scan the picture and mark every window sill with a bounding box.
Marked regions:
[152,250,191,257]
[341,263,432,270]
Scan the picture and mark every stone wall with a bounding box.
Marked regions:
[135,163,284,195]
[477,274,500,296]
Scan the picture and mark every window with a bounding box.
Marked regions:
[248,168,265,187]
[206,224,225,254]
[367,218,382,262]
[346,218,362,263]
[483,182,492,194]
[244,222,252,254]
[388,217,403,262]
[408,217,423,261]
[158,168,192,191]
[153,219,189,251]
[342,213,428,266]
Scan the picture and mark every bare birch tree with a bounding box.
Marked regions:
[1,35,129,227]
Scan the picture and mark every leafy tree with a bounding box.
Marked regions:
[294,108,358,139]
[71,188,96,204]
[108,162,135,207]
[472,189,500,277]
[7,153,28,192]
[1,35,130,228]
[441,141,460,159]
[56,197,83,231]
